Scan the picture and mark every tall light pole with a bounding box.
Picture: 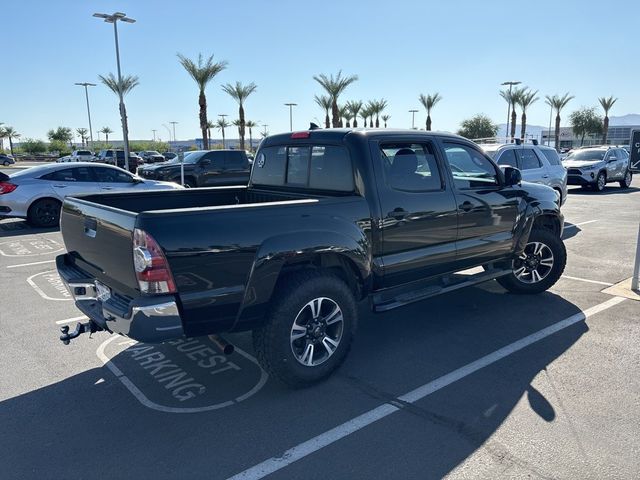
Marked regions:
[262,124,269,137]
[75,82,96,150]
[152,129,157,142]
[501,81,521,143]
[93,11,136,170]
[170,121,178,145]
[284,103,297,131]
[409,109,419,129]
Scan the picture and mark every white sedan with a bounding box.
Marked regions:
[0,162,183,227]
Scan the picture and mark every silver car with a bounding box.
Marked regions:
[0,162,183,227]
[479,143,568,205]
[563,146,632,192]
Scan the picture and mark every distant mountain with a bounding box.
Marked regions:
[609,114,640,126]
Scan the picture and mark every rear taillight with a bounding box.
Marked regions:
[291,131,310,139]
[0,182,17,195]
[133,228,176,294]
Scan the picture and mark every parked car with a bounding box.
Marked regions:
[137,149,250,187]
[96,149,143,173]
[55,128,565,387]
[0,162,182,227]
[137,150,165,163]
[56,155,72,163]
[70,150,95,162]
[479,142,568,205]
[0,154,15,166]
[563,146,632,191]
[162,152,177,160]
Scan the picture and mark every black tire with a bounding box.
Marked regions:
[619,170,632,189]
[252,270,357,388]
[594,171,606,192]
[497,228,566,294]
[2,160,9,166]
[27,198,61,228]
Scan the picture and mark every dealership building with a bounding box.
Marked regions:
[541,125,640,149]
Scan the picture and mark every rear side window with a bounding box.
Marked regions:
[496,149,518,168]
[40,167,95,182]
[252,145,353,192]
[516,149,542,170]
[380,143,443,192]
[225,151,247,168]
[540,148,561,166]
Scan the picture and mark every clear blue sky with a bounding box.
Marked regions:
[4,0,638,142]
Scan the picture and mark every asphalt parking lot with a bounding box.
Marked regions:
[1,181,639,479]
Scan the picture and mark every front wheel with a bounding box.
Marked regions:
[497,229,566,294]
[620,170,632,188]
[252,271,357,388]
[2,160,9,166]
[594,172,606,192]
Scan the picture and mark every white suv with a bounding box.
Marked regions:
[563,146,632,192]
[478,142,568,205]
[70,150,95,162]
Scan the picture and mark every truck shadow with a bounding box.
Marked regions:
[0,286,587,479]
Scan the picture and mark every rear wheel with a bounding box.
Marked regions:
[2,160,9,166]
[497,229,566,294]
[620,170,632,188]
[252,270,357,388]
[27,198,61,228]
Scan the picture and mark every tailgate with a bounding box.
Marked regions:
[60,197,139,297]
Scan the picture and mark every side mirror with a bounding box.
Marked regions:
[503,166,522,186]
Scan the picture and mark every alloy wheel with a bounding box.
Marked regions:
[513,241,554,284]
[290,297,344,367]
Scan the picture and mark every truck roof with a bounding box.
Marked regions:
[261,128,467,147]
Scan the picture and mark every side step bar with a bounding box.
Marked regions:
[373,268,511,312]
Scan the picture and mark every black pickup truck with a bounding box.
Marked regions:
[137,149,250,187]
[56,128,565,387]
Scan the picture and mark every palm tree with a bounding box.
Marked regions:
[245,120,257,151]
[2,126,20,156]
[598,96,618,144]
[177,53,228,150]
[381,115,391,128]
[547,93,574,150]
[76,128,88,147]
[232,119,242,147]
[99,126,113,145]
[516,88,539,141]
[206,120,216,147]
[418,93,442,131]
[374,99,388,128]
[346,100,363,128]
[313,71,358,127]
[215,117,230,148]
[222,81,257,150]
[360,106,371,129]
[314,95,332,129]
[338,104,350,127]
[98,73,139,157]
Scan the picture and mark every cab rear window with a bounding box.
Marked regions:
[252,145,354,192]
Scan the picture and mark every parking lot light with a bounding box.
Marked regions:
[93,11,136,171]
[74,82,96,150]
[409,110,418,129]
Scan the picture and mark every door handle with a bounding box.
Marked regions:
[389,208,409,220]
[542,175,549,178]
[53,184,67,188]
[459,201,474,212]
[101,187,114,190]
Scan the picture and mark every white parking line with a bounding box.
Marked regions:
[565,219,599,230]
[7,259,55,269]
[228,296,627,480]
[561,275,613,287]
[55,316,87,325]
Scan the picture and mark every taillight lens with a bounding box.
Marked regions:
[0,182,17,194]
[133,228,176,294]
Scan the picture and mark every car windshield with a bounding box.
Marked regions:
[565,150,606,161]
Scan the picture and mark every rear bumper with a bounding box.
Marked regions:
[56,254,184,343]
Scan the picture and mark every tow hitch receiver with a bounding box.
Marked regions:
[60,322,102,345]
